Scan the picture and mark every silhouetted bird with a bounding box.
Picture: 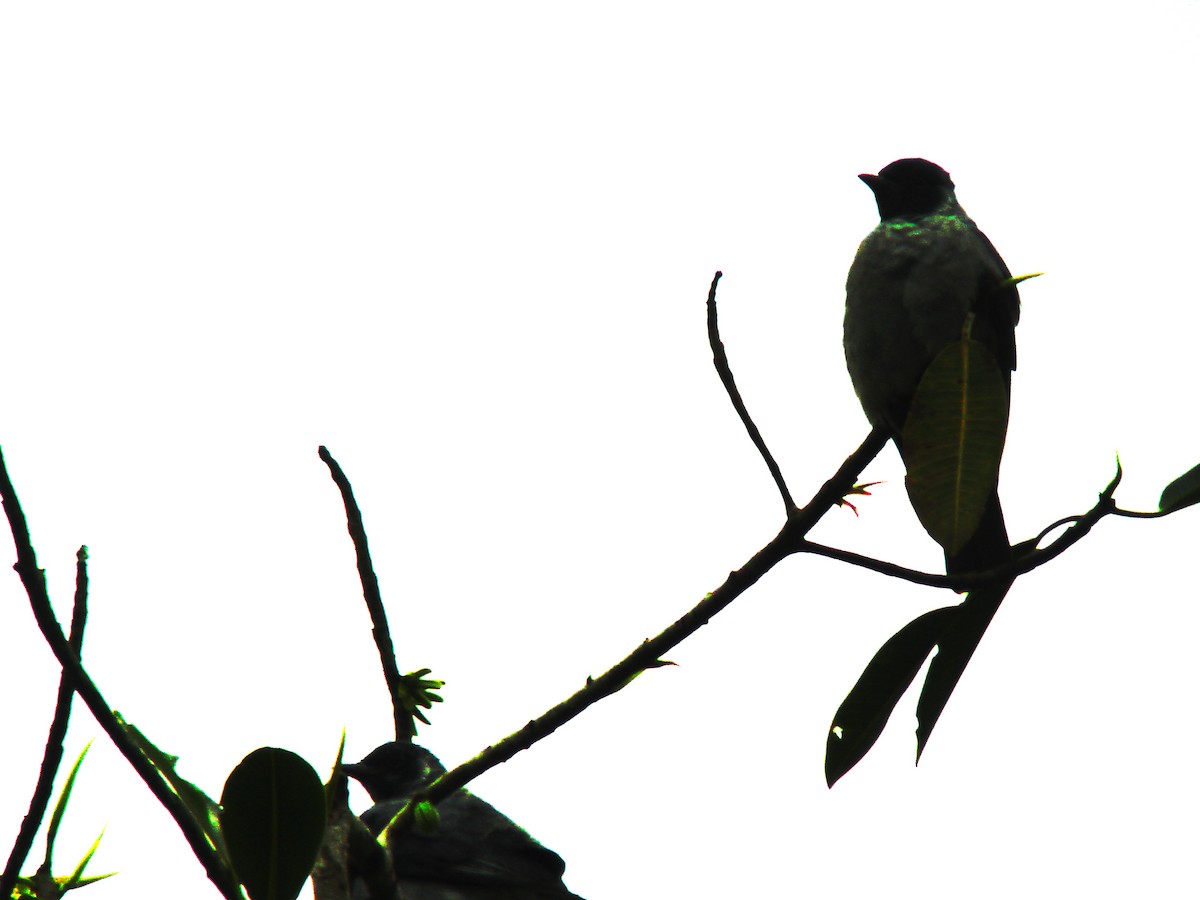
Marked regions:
[344,742,586,900]
[843,158,1023,745]
[844,157,1019,578]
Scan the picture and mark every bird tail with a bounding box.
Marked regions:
[945,489,1011,577]
[916,489,1014,760]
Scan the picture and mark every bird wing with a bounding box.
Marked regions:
[969,226,1020,376]
[363,792,573,891]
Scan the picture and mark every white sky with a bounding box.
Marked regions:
[2,3,1198,898]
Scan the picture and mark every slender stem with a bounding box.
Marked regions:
[0,448,244,900]
[0,549,90,897]
[706,271,796,511]
[319,446,412,742]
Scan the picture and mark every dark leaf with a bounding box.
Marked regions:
[1159,462,1200,513]
[220,747,327,900]
[826,607,956,786]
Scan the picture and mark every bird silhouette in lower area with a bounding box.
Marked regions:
[343,742,586,900]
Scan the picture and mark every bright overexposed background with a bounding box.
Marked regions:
[2,4,1198,898]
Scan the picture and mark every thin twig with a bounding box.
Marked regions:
[0,549,89,897]
[1111,507,1171,519]
[0,448,244,900]
[798,541,949,587]
[318,446,412,743]
[706,271,795,511]
[802,462,1123,589]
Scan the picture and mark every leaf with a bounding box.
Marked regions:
[324,730,348,814]
[396,668,445,727]
[112,713,234,875]
[1159,462,1200,513]
[902,339,1009,557]
[43,742,93,871]
[60,828,109,892]
[219,747,327,900]
[413,800,440,834]
[826,607,956,787]
[999,272,1044,289]
[915,584,1010,762]
[13,867,116,898]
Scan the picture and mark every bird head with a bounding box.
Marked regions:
[860,158,957,221]
[343,742,447,803]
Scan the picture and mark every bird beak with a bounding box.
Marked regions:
[859,173,880,188]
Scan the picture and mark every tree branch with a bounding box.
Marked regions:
[363,275,895,833]
[799,460,1124,589]
[379,425,890,834]
[0,447,244,900]
[318,446,414,743]
[706,271,795,511]
[0,549,89,897]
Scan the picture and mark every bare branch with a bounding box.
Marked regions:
[707,271,795,511]
[0,448,244,900]
[319,445,414,743]
[381,427,891,834]
[0,549,90,897]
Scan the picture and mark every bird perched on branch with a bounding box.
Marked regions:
[844,157,1019,577]
[344,742,586,900]
[842,158,1022,746]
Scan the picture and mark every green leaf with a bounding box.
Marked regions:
[826,607,956,787]
[902,339,1009,557]
[59,826,107,892]
[413,800,440,834]
[999,271,1043,289]
[396,669,445,727]
[13,869,117,898]
[112,713,234,877]
[43,742,92,872]
[1159,462,1200,513]
[219,747,327,900]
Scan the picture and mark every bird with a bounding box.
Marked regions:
[343,742,586,900]
[843,157,1019,577]
[842,158,1022,746]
